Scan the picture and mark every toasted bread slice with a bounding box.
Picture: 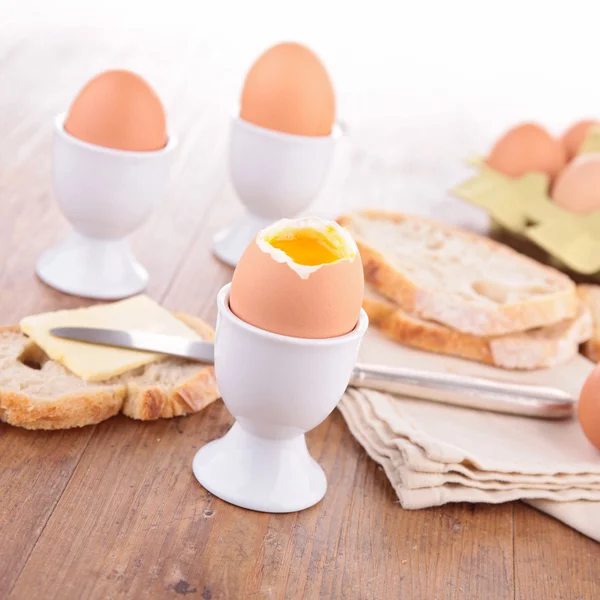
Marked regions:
[0,313,219,430]
[578,285,600,362]
[363,287,592,370]
[338,210,579,336]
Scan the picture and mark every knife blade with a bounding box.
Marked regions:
[50,326,215,363]
[49,326,575,419]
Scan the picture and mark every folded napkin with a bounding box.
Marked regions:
[339,328,600,542]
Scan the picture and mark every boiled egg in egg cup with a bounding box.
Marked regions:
[212,42,341,268]
[194,218,367,512]
[36,70,176,300]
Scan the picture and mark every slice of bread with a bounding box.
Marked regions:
[338,210,579,336]
[578,284,600,362]
[364,287,592,370]
[0,313,219,430]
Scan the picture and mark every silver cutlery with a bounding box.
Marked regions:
[51,326,576,419]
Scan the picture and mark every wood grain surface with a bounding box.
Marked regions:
[0,28,599,600]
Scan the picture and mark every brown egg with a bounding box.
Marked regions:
[561,120,598,161]
[552,154,600,213]
[230,217,364,339]
[240,42,335,137]
[64,70,167,151]
[578,364,600,450]
[487,123,566,180]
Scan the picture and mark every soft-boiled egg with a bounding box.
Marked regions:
[487,123,566,180]
[578,364,600,450]
[552,154,600,213]
[240,42,335,137]
[64,70,167,152]
[230,217,364,339]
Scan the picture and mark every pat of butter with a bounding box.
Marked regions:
[20,295,200,382]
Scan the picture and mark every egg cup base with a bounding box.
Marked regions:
[212,213,274,267]
[195,284,367,513]
[36,232,147,300]
[193,421,326,513]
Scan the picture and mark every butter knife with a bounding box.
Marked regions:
[50,326,575,419]
[51,326,215,362]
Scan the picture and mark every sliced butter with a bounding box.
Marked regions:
[20,295,200,382]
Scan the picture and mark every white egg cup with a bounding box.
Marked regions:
[212,117,341,267]
[193,284,368,513]
[36,114,177,300]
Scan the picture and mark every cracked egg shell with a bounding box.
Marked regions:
[230,218,364,339]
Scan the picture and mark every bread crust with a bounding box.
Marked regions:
[0,314,219,430]
[0,387,126,430]
[363,289,591,370]
[338,209,579,336]
[122,360,218,421]
[363,295,493,364]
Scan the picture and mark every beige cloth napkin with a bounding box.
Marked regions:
[339,328,600,542]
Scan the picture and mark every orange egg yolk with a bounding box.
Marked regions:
[266,228,346,266]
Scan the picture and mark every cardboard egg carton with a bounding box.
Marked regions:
[452,127,600,278]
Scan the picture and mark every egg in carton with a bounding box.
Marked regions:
[452,122,600,281]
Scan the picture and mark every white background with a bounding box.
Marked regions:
[2,0,599,226]
[4,0,599,126]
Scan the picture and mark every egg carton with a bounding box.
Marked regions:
[452,152,600,280]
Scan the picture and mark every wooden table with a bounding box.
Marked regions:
[0,29,599,600]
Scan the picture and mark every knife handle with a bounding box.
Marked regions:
[349,363,575,419]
